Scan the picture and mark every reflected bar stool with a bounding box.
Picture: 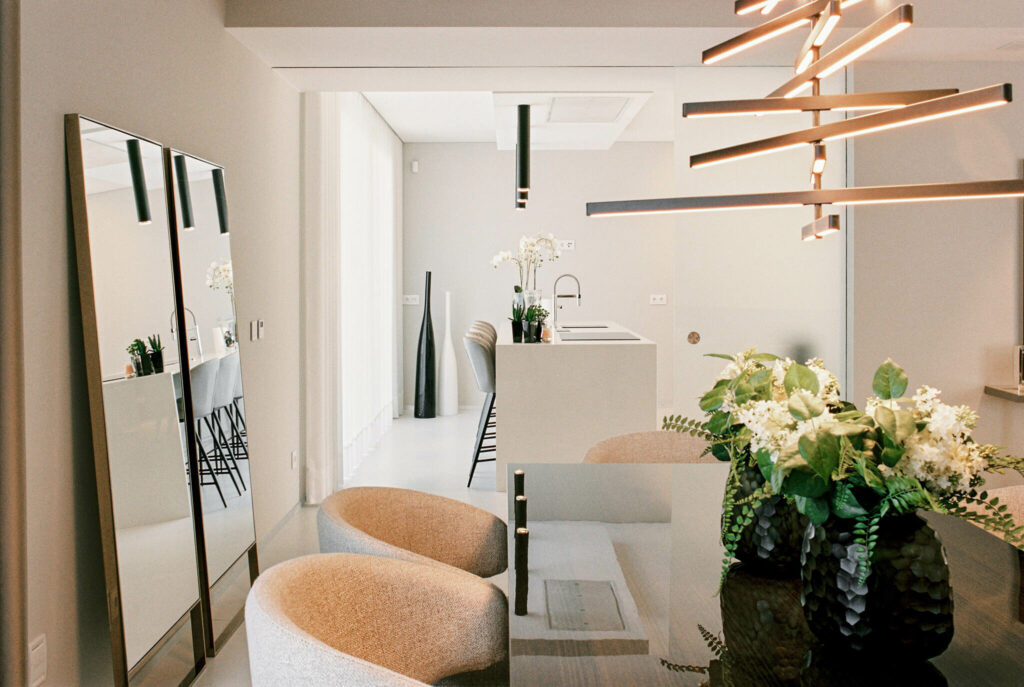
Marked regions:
[210,352,246,491]
[219,351,249,463]
[464,330,496,487]
[190,357,227,508]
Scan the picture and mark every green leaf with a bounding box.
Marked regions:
[881,445,905,468]
[831,482,869,518]
[873,406,916,443]
[699,387,727,413]
[747,353,782,362]
[704,353,736,362]
[784,363,821,395]
[872,359,908,400]
[789,391,825,422]
[733,382,757,407]
[798,432,839,479]
[830,423,870,437]
[786,469,829,498]
[794,495,830,525]
[756,449,774,482]
[706,411,731,435]
[711,442,731,462]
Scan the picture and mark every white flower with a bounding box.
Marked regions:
[896,431,985,493]
[206,260,233,294]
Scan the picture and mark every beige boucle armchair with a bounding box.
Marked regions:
[583,430,717,464]
[246,553,508,686]
[318,487,508,578]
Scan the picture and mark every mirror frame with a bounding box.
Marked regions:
[65,114,206,686]
[163,147,259,657]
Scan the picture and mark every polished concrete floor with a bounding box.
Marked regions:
[195,409,502,686]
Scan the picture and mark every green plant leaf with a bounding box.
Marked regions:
[747,353,781,362]
[711,442,731,462]
[756,449,775,481]
[704,353,735,362]
[831,482,868,518]
[706,411,731,435]
[789,391,825,422]
[784,363,820,395]
[830,423,870,437]
[872,359,908,400]
[881,445,905,468]
[699,387,727,413]
[798,432,838,479]
[786,469,829,498]
[794,495,830,525]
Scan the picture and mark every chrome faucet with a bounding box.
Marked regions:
[552,273,582,332]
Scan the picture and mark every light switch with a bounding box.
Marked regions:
[557,239,576,251]
[257,320,265,340]
[250,320,257,341]
[403,295,420,306]
[649,294,668,305]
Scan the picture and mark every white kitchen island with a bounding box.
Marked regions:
[494,322,657,491]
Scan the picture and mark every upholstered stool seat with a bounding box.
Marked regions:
[246,553,508,686]
[583,430,716,464]
[318,486,508,578]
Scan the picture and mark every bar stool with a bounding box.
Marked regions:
[190,357,228,508]
[219,352,249,462]
[211,352,246,490]
[464,330,496,487]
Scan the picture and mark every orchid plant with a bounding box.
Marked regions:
[491,233,560,290]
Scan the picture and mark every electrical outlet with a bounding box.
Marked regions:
[29,634,46,687]
[290,450,298,470]
[649,294,668,306]
[557,239,576,251]
[257,320,265,340]
[403,295,420,306]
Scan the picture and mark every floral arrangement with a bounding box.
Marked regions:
[668,351,1024,583]
[491,233,560,290]
[206,259,233,295]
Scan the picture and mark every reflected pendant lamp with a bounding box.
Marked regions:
[125,139,151,225]
[212,168,229,235]
[173,154,195,231]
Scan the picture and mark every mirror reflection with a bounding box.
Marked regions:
[170,152,256,585]
[78,118,200,670]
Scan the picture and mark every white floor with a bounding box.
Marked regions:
[195,408,500,686]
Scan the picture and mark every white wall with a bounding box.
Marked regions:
[20,1,300,683]
[402,142,676,409]
[851,61,1024,484]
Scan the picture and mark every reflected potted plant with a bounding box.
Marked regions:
[525,305,548,343]
[127,338,153,377]
[147,334,164,373]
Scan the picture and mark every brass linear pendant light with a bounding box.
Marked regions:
[586,1,1024,240]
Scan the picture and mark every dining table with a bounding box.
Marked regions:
[506,463,1024,686]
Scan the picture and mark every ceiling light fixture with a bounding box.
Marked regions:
[691,84,1012,168]
[516,104,530,209]
[212,168,229,235]
[589,1,1019,241]
[682,90,959,118]
[772,5,913,98]
[735,0,862,16]
[125,139,151,225]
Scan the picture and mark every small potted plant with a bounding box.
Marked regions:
[511,286,525,342]
[127,339,153,377]
[525,305,549,343]
[147,334,165,373]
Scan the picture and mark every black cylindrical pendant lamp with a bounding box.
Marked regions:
[212,168,229,235]
[173,155,195,231]
[125,139,151,225]
[516,104,530,207]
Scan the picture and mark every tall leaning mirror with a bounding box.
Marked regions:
[165,148,258,655]
[65,116,205,686]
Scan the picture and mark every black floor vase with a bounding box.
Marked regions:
[414,271,437,418]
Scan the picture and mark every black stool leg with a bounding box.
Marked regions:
[467,392,496,487]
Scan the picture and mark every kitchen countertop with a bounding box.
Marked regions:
[497,321,652,346]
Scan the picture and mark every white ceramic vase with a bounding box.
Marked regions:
[438,290,459,416]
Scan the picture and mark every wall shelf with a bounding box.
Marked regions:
[984,385,1024,403]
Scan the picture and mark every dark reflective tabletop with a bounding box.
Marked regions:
[508,464,1024,687]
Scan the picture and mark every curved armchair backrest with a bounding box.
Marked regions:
[463,334,495,394]
[246,553,507,686]
[189,357,221,419]
[471,320,496,345]
[319,487,507,578]
[583,431,716,464]
[213,352,240,409]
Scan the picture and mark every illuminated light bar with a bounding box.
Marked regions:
[812,145,827,175]
[682,90,957,118]
[762,0,782,14]
[769,5,913,98]
[802,214,841,241]
[691,84,1011,169]
[735,0,862,15]
[704,0,830,65]
[585,179,1024,217]
[796,1,842,73]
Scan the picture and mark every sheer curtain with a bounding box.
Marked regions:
[301,92,402,501]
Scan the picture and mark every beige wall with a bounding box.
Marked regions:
[852,61,1024,485]
[401,142,676,410]
[20,1,300,683]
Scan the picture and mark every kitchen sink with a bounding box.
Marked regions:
[558,331,640,341]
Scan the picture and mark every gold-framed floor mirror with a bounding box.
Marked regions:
[65,115,258,686]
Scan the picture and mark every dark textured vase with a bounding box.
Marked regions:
[800,512,954,660]
[511,320,523,343]
[414,272,436,418]
[720,565,814,684]
[150,350,164,374]
[727,459,806,576]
